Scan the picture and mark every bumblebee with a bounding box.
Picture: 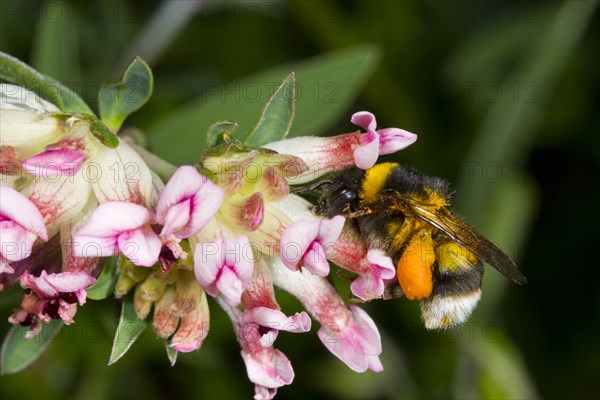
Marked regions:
[315,162,526,329]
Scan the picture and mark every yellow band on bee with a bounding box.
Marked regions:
[360,162,398,204]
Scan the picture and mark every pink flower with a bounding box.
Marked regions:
[279,215,345,276]
[8,270,95,338]
[325,227,396,300]
[219,298,296,400]
[263,111,416,183]
[350,249,396,301]
[241,348,294,399]
[156,165,224,239]
[194,235,254,306]
[0,186,48,266]
[73,202,161,267]
[241,307,311,347]
[271,259,384,373]
[351,111,417,169]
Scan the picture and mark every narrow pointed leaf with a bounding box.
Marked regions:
[245,72,296,147]
[31,0,80,84]
[165,342,178,366]
[108,299,147,365]
[147,45,381,164]
[87,257,119,301]
[0,319,63,375]
[0,51,93,114]
[207,120,238,148]
[99,57,154,132]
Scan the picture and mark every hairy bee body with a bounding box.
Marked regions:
[317,163,526,329]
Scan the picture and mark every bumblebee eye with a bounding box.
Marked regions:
[331,187,357,202]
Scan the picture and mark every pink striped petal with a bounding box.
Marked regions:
[22,148,84,177]
[157,165,224,239]
[279,216,343,276]
[194,235,254,306]
[279,220,319,271]
[159,198,192,238]
[302,242,329,276]
[377,128,417,154]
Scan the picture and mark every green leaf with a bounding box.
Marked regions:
[108,298,147,365]
[245,72,296,147]
[0,319,63,375]
[165,342,178,367]
[0,51,93,115]
[99,57,154,132]
[147,45,381,164]
[207,120,238,148]
[87,257,119,301]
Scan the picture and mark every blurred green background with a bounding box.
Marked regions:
[1,0,599,399]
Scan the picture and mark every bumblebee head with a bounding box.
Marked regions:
[315,168,364,218]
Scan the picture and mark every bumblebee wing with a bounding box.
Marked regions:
[411,204,527,285]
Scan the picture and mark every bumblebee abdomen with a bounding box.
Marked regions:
[420,239,483,329]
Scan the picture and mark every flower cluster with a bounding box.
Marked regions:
[1,83,417,399]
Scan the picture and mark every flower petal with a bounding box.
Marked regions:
[351,111,377,132]
[117,225,161,267]
[241,349,294,389]
[23,168,91,237]
[302,242,330,276]
[316,215,345,245]
[0,84,60,113]
[377,127,417,154]
[279,220,319,271]
[44,271,96,294]
[353,134,380,170]
[20,270,58,297]
[157,165,224,239]
[350,249,396,301]
[225,235,254,288]
[243,307,311,333]
[91,140,153,207]
[75,202,154,238]
[317,305,382,373]
[194,239,225,297]
[171,288,210,352]
[22,148,85,177]
[215,266,243,306]
[0,221,38,262]
[159,198,192,238]
[0,185,48,240]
